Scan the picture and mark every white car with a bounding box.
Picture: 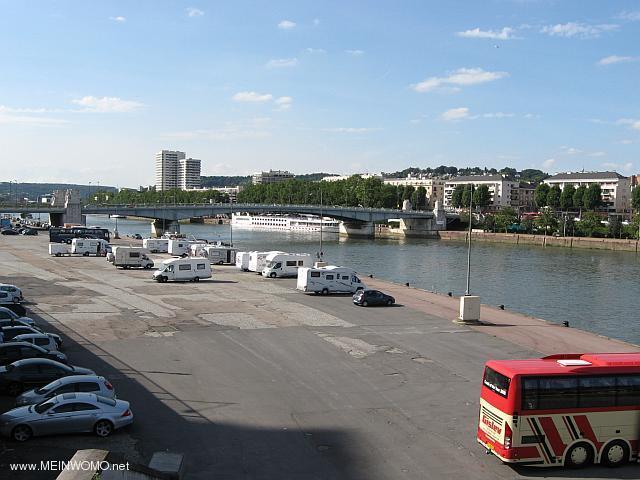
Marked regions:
[0,285,23,303]
[16,375,116,406]
[11,334,58,352]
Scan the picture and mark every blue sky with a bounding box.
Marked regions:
[1,0,639,187]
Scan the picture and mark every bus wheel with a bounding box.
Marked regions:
[565,442,594,468]
[601,440,629,467]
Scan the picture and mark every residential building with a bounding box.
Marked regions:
[543,171,631,214]
[179,158,202,190]
[443,175,518,211]
[383,174,446,209]
[515,183,536,210]
[186,185,244,203]
[251,170,294,184]
[155,150,185,191]
[322,173,383,182]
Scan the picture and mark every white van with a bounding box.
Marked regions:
[153,257,212,283]
[248,251,286,274]
[262,253,313,278]
[189,243,208,257]
[203,246,237,265]
[168,239,205,257]
[71,238,110,256]
[48,243,69,257]
[235,251,252,271]
[143,238,169,253]
[296,266,366,295]
[111,246,154,269]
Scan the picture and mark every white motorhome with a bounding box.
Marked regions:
[111,246,154,269]
[143,238,169,253]
[71,238,110,256]
[248,251,286,274]
[235,251,252,271]
[153,257,211,282]
[296,266,366,294]
[168,239,204,257]
[203,246,238,265]
[48,243,69,257]
[189,243,207,258]
[262,253,313,278]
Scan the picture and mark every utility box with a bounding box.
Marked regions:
[459,295,481,323]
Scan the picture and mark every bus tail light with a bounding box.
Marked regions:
[504,422,512,450]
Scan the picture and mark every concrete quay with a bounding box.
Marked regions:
[0,234,636,480]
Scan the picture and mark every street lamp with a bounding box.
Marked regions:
[457,184,481,324]
[465,185,473,296]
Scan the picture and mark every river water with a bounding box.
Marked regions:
[87,215,640,346]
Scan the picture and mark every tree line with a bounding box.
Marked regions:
[89,188,229,205]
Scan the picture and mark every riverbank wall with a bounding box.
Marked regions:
[438,231,640,252]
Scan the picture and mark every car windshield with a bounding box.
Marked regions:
[37,379,62,394]
[34,399,56,414]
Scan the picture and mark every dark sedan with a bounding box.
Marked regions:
[0,359,94,396]
[0,229,19,235]
[352,289,395,307]
[0,342,66,366]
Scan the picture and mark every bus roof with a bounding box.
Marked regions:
[487,353,640,377]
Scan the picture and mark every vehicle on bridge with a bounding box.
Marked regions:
[153,257,211,283]
[297,266,365,295]
[478,353,640,468]
[49,226,110,244]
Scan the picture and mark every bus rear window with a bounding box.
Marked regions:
[483,367,511,398]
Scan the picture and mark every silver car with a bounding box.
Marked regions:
[11,334,58,352]
[16,375,115,406]
[0,284,23,303]
[0,392,133,441]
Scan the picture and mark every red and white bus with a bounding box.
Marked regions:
[477,353,640,468]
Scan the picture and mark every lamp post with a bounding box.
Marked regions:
[465,185,473,296]
[457,184,481,324]
[229,197,233,246]
[319,186,324,259]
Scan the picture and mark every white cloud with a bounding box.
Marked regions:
[616,11,640,22]
[457,27,516,40]
[278,20,296,29]
[561,146,582,155]
[413,67,509,93]
[345,49,364,56]
[313,18,320,26]
[109,16,126,23]
[322,127,380,133]
[481,112,515,118]
[306,48,326,54]
[72,96,144,112]
[617,139,634,145]
[597,55,638,65]
[440,107,470,121]
[274,96,293,111]
[232,91,273,103]
[542,158,556,169]
[588,151,606,157]
[540,22,619,39]
[266,58,298,68]
[602,161,633,173]
[617,118,640,130]
[163,128,270,141]
[0,112,68,126]
[186,7,204,17]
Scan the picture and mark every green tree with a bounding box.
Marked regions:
[573,185,587,210]
[451,185,465,208]
[402,185,415,201]
[521,217,534,234]
[461,185,473,208]
[608,216,622,238]
[632,187,640,211]
[483,215,496,232]
[583,184,602,210]
[560,185,575,210]
[535,210,558,235]
[473,185,491,210]
[494,207,518,233]
[546,185,561,209]
[413,186,427,209]
[576,212,605,237]
[534,184,550,208]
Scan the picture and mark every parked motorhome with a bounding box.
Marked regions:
[168,239,206,257]
[296,266,366,294]
[71,238,110,256]
[110,246,154,269]
[142,238,169,253]
[203,246,237,265]
[235,251,252,271]
[48,243,69,257]
[153,257,211,282]
[262,253,313,278]
[248,251,286,273]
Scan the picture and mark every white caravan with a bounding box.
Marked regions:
[235,251,253,271]
[48,243,69,257]
[296,266,366,294]
[111,246,154,269]
[153,257,211,283]
[143,238,169,253]
[203,246,238,265]
[189,243,208,257]
[248,251,286,273]
[262,253,313,278]
[71,238,110,256]
[168,239,204,257]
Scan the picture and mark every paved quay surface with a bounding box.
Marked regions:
[0,234,637,479]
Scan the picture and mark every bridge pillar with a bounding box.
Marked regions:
[151,219,180,238]
[339,221,374,238]
[51,189,85,226]
[49,213,64,227]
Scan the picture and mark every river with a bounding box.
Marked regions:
[86,215,640,346]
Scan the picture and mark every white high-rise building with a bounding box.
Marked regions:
[179,158,201,190]
[155,150,185,191]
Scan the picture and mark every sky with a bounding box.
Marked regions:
[0,0,639,187]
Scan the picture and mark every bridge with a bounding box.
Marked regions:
[5,199,454,237]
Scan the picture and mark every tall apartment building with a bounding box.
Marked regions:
[443,175,519,211]
[251,170,294,184]
[179,158,202,190]
[543,171,630,214]
[155,151,201,191]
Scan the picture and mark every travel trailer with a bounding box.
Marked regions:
[248,251,286,273]
[142,238,169,253]
[70,238,110,256]
[168,239,205,257]
[296,266,366,294]
[48,243,69,257]
[262,253,313,278]
[235,251,252,271]
[110,246,154,269]
[203,246,237,265]
[153,257,211,283]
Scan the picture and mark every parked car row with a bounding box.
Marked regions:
[0,285,133,442]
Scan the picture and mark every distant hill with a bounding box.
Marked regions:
[0,182,117,201]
